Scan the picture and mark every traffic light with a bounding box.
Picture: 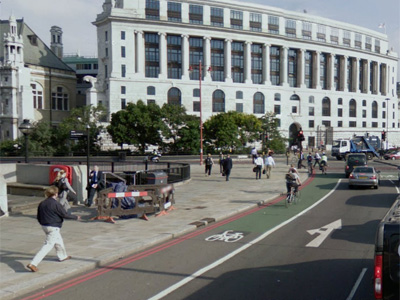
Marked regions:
[298,129,305,141]
[381,131,386,141]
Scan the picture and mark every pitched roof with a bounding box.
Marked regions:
[0,19,74,72]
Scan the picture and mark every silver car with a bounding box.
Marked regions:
[348,166,380,189]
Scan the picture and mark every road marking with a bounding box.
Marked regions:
[346,268,367,300]
[148,179,343,300]
[306,219,342,247]
[205,230,244,243]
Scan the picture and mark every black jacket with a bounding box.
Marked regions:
[37,197,77,228]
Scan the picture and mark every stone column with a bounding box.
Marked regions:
[135,30,145,75]
[245,41,252,84]
[263,44,271,85]
[314,51,321,89]
[203,36,212,81]
[364,60,370,94]
[281,46,288,86]
[376,62,380,95]
[158,32,167,79]
[353,58,359,93]
[181,34,190,80]
[329,53,335,91]
[298,49,305,88]
[342,56,348,92]
[224,39,232,83]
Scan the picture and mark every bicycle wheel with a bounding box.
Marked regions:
[294,191,301,204]
[291,157,297,164]
[285,194,290,208]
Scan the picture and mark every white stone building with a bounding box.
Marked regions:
[91,0,399,148]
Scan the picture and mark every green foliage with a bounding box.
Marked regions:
[260,112,287,154]
[174,116,200,154]
[0,139,21,156]
[107,101,167,153]
[28,121,57,156]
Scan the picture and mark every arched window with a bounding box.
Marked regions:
[51,86,69,111]
[31,83,43,109]
[253,92,265,114]
[167,88,181,105]
[372,101,378,118]
[322,97,331,116]
[362,99,367,106]
[290,94,300,114]
[212,90,225,112]
[147,86,156,95]
[349,99,357,117]
[290,94,300,100]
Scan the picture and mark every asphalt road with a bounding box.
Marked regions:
[17,160,399,300]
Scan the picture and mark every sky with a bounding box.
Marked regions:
[1,0,399,74]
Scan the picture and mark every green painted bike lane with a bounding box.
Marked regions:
[218,173,343,233]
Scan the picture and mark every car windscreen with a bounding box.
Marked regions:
[353,167,373,173]
[348,156,365,162]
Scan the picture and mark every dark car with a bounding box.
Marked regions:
[345,153,367,178]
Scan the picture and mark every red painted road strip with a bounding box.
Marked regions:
[20,174,315,300]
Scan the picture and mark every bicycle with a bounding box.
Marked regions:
[319,162,327,175]
[285,185,300,207]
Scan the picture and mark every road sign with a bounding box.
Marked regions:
[306,219,342,248]
[70,130,87,140]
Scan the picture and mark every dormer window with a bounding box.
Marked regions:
[28,35,38,46]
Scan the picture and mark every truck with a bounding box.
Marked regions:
[331,135,380,160]
[374,196,400,300]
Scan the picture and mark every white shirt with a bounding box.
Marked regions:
[255,157,264,167]
[265,156,275,166]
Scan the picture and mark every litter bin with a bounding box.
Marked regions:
[49,165,73,185]
[146,171,167,184]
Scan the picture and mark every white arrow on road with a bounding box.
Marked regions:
[306,219,342,248]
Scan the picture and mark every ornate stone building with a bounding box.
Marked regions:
[0,16,76,141]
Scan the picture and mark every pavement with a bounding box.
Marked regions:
[0,156,318,300]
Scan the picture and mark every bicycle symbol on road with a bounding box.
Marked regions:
[205,230,244,243]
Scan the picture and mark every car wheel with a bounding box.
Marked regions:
[349,185,353,189]
[374,185,378,189]
[392,157,396,160]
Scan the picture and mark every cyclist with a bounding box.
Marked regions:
[285,168,302,201]
[313,151,321,168]
[306,153,313,173]
[320,152,328,174]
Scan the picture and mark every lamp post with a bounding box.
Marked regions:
[86,124,90,197]
[199,60,203,166]
[18,119,33,163]
[385,98,390,150]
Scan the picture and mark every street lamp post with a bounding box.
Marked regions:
[18,119,33,163]
[199,60,203,166]
[86,124,90,198]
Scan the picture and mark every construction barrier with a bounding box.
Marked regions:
[94,184,175,223]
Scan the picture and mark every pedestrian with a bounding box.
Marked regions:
[86,165,104,207]
[204,153,214,176]
[26,186,81,272]
[314,151,321,168]
[254,154,264,180]
[297,151,306,169]
[218,152,224,173]
[222,154,233,181]
[53,170,76,214]
[251,147,258,163]
[264,152,276,179]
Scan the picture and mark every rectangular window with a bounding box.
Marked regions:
[334,55,341,91]
[338,98,343,105]
[338,108,342,117]
[211,7,224,27]
[302,22,312,40]
[105,65,108,78]
[349,121,357,127]
[309,107,314,116]
[121,46,126,58]
[236,91,243,99]
[145,33,159,78]
[121,86,126,94]
[362,109,367,118]
[292,106,297,114]
[121,31,125,40]
[309,120,314,128]
[355,33,362,49]
[285,19,296,37]
[236,103,243,112]
[365,36,372,51]
[189,4,203,24]
[343,30,351,47]
[193,101,200,112]
[320,53,327,89]
[251,44,263,84]
[105,31,108,42]
[211,39,224,82]
[288,49,298,88]
[304,51,313,88]
[121,98,126,109]
[230,10,243,30]
[371,122,377,128]
[193,88,200,97]
[338,121,343,127]
[232,41,244,83]
[167,35,182,79]
[146,0,160,20]
[147,99,156,105]
[250,13,262,32]
[317,25,326,42]
[121,65,126,77]
[189,37,203,80]
[168,2,182,22]
[331,28,339,45]
[274,104,281,115]
[270,46,280,85]
[268,16,279,34]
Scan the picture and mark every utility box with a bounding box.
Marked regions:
[146,172,167,185]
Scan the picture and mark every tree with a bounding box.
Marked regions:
[107,101,166,153]
[28,121,57,156]
[260,112,286,153]
[174,116,200,154]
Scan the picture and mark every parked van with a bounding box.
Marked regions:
[345,153,367,178]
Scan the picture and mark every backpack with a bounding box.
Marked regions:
[206,157,212,165]
[307,155,312,162]
[285,173,296,181]
[55,178,68,192]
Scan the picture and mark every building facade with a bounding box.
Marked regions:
[0,16,77,142]
[92,0,399,148]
